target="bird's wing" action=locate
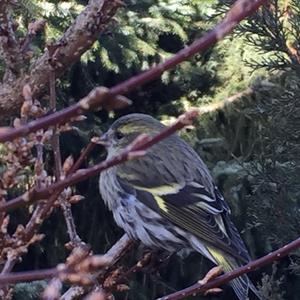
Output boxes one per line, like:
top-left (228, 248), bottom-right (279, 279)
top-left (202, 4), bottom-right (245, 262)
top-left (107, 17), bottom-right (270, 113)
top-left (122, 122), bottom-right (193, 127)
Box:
top-left (117, 167), bottom-right (250, 263)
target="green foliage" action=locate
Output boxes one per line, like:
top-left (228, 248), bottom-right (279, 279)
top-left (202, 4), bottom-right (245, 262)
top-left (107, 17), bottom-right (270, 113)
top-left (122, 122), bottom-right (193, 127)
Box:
top-left (94, 0), bottom-right (212, 73)
top-left (208, 2), bottom-right (300, 266)
top-left (214, 0), bottom-right (300, 74)
top-left (258, 264), bottom-right (285, 300)
top-left (12, 281), bottom-right (47, 300)
top-left (17, 0), bottom-right (84, 36)
top-left (4, 1), bottom-right (300, 299)
top-left (244, 75), bottom-right (300, 253)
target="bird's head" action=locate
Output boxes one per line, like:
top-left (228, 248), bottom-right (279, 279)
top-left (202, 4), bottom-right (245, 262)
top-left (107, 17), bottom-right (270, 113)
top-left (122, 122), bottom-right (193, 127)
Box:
top-left (100, 113), bottom-right (165, 157)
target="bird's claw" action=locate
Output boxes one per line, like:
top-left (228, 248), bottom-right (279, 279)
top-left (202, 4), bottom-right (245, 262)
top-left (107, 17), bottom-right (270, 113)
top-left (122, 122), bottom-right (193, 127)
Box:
top-left (204, 287), bottom-right (223, 296)
top-left (198, 266), bottom-right (223, 285)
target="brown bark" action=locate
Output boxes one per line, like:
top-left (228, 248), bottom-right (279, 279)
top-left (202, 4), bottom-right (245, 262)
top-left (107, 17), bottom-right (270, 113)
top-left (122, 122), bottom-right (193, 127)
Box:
top-left (0, 0), bottom-right (24, 83)
top-left (0, 0), bottom-right (122, 121)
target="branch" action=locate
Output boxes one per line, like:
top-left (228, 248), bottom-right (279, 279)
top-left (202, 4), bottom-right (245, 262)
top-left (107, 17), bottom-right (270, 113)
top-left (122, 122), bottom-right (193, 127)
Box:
top-left (60, 234), bottom-right (133, 300)
top-left (0, 137), bottom-right (97, 286)
top-left (0, 0), bottom-right (268, 142)
top-left (157, 237), bottom-right (300, 300)
top-left (42, 278), bottom-right (62, 300)
top-left (0, 86), bottom-right (131, 142)
top-left (0, 234), bottom-right (299, 300)
top-left (0, 268), bottom-right (57, 285)
top-left (48, 68), bottom-right (82, 247)
top-left (21, 20), bottom-right (46, 53)
top-left (0, 0), bottom-right (23, 83)
top-left (49, 70), bottom-right (62, 180)
top-left (0, 247), bottom-right (113, 286)
top-left (0, 110), bottom-right (199, 212)
top-left (0, 0), bottom-right (122, 119)
top-left (0, 234), bottom-right (133, 298)
top-left (22, 139), bottom-right (98, 241)
top-left (70, 141), bottom-right (96, 174)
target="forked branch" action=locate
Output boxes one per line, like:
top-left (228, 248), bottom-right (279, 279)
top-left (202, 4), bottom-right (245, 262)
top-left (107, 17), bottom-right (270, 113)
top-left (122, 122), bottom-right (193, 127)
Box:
top-left (0, 0), bottom-right (268, 143)
top-left (0, 110), bottom-right (199, 212)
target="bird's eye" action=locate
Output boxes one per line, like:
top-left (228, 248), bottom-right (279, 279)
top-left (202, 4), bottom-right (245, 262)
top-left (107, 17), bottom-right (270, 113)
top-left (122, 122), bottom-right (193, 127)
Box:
top-left (115, 131), bottom-right (124, 140)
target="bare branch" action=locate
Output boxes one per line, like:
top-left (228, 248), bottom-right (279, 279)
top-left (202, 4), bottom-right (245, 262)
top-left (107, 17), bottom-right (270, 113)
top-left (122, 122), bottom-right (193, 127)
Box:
top-left (20, 138), bottom-right (98, 243)
top-left (42, 278), bottom-right (62, 300)
top-left (0, 86), bottom-right (131, 142)
top-left (0, 234), bottom-right (132, 297)
top-left (0, 234), bottom-right (299, 300)
top-left (0, 0), bottom-right (267, 142)
top-left (157, 237), bottom-right (300, 300)
top-left (0, 247), bottom-right (112, 286)
top-left (0, 135), bottom-right (98, 289)
top-left (21, 19), bottom-right (46, 53)
top-left (48, 68), bottom-right (82, 247)
top-left (0, 0), bottom-right (23, 83)
top-left (61, 234), bottom-right (133, 300)
top-left (0, 268), bottom-right (57, 286)
top-left (70, 141), bottom-right (96, 174)
top-left (49, 70), bottom-right (62, 180)
top-left (0, 0), bottom-right (122, 118)
top-left (0, 110), bottom-right (199, 212)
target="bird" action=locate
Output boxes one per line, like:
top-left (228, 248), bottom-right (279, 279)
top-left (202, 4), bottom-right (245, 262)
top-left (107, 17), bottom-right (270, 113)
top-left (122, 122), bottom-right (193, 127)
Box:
top-left (99, 113), bottom-right (260, 300)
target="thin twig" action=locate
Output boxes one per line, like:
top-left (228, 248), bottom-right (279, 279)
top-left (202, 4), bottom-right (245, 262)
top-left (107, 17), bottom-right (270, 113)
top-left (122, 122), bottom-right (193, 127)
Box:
top-left (69, 141), bottom-right (96, 174)
top-left (0, 0), bottom-right (123, 118)
top-left (0, 235), bottom-right (299, 300)
top-left (49, 68), bottom-right (82, 246)
top-left (0, 245), bottom-right (114, 286)
top-left (0, 268), bottom-right (57, 285)
top-left (0, 80), bottom-right (46, 297)
top-left (49, 70), bottom-right (62, 179)
top-left (23, 138), bottom-right (98, 242)
top-left (59, 234), bottom-right (133, 300)
top-left (0, 256), bottom-right (16, 276)
top-left (21, 20), bottom-right (46, 53)
top-left (0, 0), bottom-right (23, 83)
top-left (157, 237), bottom-right (300, 300)
top-left (0, 256), bottom-right (17, 296)
top-left (0, 137), bottom-right (98, 288)
top-left (42, 278), bottom-right (62, 300)
top-left (0, 0), bottom-right (268, 142)
top-left (1, 110), bottom-right (199, 212)
top-left (103, 251), bottom-right (153, 292)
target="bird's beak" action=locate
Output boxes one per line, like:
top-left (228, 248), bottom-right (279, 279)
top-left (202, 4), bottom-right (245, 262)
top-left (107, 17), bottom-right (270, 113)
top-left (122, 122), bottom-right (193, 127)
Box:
top-left (91, 133), bottom-right (111, 147)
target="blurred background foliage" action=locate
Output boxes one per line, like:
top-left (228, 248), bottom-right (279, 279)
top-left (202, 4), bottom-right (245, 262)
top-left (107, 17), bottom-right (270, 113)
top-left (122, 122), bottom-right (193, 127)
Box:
top-left (1, 0), bottom-right (300, 299)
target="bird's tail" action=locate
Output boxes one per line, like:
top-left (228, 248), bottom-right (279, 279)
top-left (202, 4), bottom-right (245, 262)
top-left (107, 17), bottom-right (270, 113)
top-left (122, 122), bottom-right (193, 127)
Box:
top-left (207, 247), bottom-right (261, 300)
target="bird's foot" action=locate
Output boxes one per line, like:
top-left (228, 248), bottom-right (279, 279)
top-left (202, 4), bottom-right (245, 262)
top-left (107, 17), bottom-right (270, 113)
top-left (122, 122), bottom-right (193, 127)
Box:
top-left (198, 266), bottom-right (223, 296)
top-left (140, 250), bottom-right (172, 273)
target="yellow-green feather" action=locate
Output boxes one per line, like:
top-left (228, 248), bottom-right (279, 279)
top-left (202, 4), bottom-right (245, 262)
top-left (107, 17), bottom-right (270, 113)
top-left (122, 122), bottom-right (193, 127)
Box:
top-left (207, 246), bottom-right (249, 300)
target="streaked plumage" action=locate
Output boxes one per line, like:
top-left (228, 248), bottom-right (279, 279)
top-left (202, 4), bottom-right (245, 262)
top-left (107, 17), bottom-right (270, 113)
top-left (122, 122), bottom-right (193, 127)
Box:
top-left (99, 113), bottom-right (260, 300)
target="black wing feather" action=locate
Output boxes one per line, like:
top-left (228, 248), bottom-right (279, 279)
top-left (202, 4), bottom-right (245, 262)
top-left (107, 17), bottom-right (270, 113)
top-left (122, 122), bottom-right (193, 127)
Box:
top-left (118, 176), bottom-right (250, 262)
top-left (116, 134), bottom-right (250, 262)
